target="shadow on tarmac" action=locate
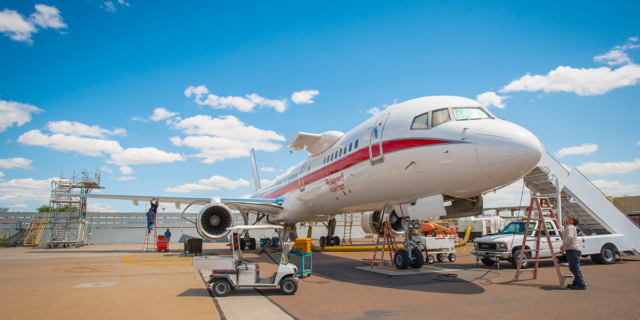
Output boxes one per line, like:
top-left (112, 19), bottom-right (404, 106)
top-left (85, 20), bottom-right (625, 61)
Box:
top-left (303, 252), bottom-right (487, 295)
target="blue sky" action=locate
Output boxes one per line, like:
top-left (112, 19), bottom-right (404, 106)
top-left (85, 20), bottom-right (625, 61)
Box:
top-left (1, 1), bottom-right (639, 212)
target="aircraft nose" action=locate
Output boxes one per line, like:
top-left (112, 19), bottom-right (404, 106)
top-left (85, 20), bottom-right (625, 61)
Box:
top-left (475, 121), bottom-right (542, 184)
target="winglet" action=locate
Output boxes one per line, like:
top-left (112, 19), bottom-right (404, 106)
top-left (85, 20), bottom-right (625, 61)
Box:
top-left (250, 148), bottom-right (261, 192)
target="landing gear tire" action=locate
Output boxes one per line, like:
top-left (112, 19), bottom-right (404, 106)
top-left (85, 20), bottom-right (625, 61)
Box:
top-left (394, 250), bottom-right (410, 269)
top-left (280, 276), bottom-right (298, 295)
top-left (409, 248), bottom-right (424, 269)
top-left (319, 236), bottom-right (326, 247)
top-left (249, 238), bottom-right (257, 250)
top-left (333, 236), bottom-right (340, 246)
top-left (436, 253), bottom-right (445, 262)
top-left (598, 244), bottom-right (616, 264)
top-left (213, 279), bottom-right (232, 297)
top-left (481, 258), bottom-right (495, 266)
top-left (427, 254), bottom-right (435, 264)
top-left (448, 253), bottom-right (456, 262)
top-left (511, 250), bottom-right (531, 269)
top-left (240, 238), bottom-right (246, 250)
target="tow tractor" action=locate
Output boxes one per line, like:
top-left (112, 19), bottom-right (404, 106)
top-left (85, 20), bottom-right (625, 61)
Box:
top-left (193, 225), bottom-right (299, 297)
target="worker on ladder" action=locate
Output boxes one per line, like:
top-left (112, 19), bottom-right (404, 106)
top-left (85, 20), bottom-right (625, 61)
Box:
top-left (147, 199), bottom-right (159, 233)
top-left (560, 216), bottom-right (588, 290)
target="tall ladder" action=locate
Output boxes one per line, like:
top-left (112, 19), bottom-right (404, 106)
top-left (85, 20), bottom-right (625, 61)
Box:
top-left (23, 212), bottom-right (49, 246)
top-left (512, 196), bottom-right (572, 288)
top-left (370, 222), bottom-right (398, 268)
top-left (343, 213), bottom-right (354, 245)
top-left (142, 216), bottom-right (157, 252)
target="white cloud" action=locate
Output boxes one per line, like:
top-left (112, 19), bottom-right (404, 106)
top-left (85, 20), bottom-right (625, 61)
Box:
top-left (165, 183), bottom-right (217, 193)
top-left (87, 202), bottom-right (117, 212)
top-left (0, 5), bottom-right (67, 44)
top-left (636, 141), bottom-right (640, 146)
top-left (184, 85), bottom-right (288, 113)
top-left (476, 91), bottom-right (510, 109)
top-left (107, 147), bottom-right (186, 166)
top-left (103, 1), bottom-right (117, 13)
top-left (482, 180), bottom-right (531, 211)
top-left (150, 108), bottom-right (178, 122)
top-left (0, 177), bottom-right (55, 204)
top-left (260, 167), bottom-right (275, 172)
top-left (239, 194), bottom-right (252, 199)
top-left (0, 100), bottom-right (43, 132)
top-left (0, 171), bottom-right (4, 178)
top-left (260, 179), bottom-right (271, 185)
top-left (577, 158), bottom-right (640, 176)
top-left (554, 143), bottom-right (598, 158)
top-left (46, 121), bottom-right (126, 138)
top-left (198, 175), bottom-right (250, 190)
top-left (500, 40), bottom-right (640, 97)
top-left (169, 115), bottom-right (284, 164)
top-left (111, 176), bottom-right (137, 181)
top-left (17, 130), bottom-right (124, 156)
top-left (119, 166), bottom-right (134, 175)
top-left (117, 0), bottom-right (130, 6)
top-left (592, 180), bottom-right (640, 197)
top-left (165, 175), bottom-right (249, 193)
top-left (291, 90), bottom-right (319, 104)
top-left (0, 158), bottom-right (33, 169)
top-left (132, 116), bottom-right (148, 122)
top-left (366, 99), bottom-right (398, 115)
top-left (99, 165), bottom-right (113, 173)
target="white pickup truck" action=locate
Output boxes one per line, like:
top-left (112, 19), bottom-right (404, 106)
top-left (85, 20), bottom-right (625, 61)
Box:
top-left (471, 219), bottom-right (636, 268)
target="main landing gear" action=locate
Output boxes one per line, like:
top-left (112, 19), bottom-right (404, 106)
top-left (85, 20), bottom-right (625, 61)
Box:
top-left (319, 218), bottom-right (340, 248)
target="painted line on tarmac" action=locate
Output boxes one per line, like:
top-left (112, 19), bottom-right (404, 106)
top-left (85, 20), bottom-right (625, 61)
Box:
top-left (123, 254), bottom-right (193, 267)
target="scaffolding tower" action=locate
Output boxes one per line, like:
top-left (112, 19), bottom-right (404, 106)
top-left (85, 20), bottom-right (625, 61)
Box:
top-left (45, 169), bottom-right (102, 248)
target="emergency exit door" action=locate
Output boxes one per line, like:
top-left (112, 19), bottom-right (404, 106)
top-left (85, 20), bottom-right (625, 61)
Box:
top-left (369, 114), bottom-right (390, 165)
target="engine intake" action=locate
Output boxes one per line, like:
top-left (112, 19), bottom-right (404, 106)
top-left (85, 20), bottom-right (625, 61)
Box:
top-left (361, 210), bottom-right (405, 236)
top-left (196, 203), bottom-right (234, 241)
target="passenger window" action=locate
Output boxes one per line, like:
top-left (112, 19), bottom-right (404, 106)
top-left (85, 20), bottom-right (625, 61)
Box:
top-left (355, 139), bottom-right (359, 149)
top-left (411, 113), bottom-right (429, 129)
top-left (331, 154), bottom-right (334, 161)
top-left (339, 149), bottom-right (342, 157)
top-left (323, 158), bottom-right (325, 164)
top-left (432, 108), bottom-right (451, 127)
top-left (349, 143), bottom-right (352, 152)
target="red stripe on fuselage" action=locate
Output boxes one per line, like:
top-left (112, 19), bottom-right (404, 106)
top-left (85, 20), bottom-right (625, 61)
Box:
top-left (262, 138), bottom-right (455, 199)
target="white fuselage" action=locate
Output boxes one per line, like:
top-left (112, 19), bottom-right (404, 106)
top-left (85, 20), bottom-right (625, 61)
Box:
top-left (252, 96), bottom-right (543, 223)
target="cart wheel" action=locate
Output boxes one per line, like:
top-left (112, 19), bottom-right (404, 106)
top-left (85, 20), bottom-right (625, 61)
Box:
top-left (436, 253), bottom-right (445, 262)
top-left (280, 276), bottom-right (298, 295)
top-left (213, 279), bottom-right (232, 297)
top-left (431, 231), bottom-right (437, 237)
top-left (427, 254), bottom-right (435, 264)
top-left (448, 253), bottom-right (456, 262)
top-left (249, 238), bottom-right (257, 250)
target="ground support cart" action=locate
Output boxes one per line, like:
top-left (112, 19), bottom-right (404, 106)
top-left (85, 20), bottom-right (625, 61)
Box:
top-left (421, 235), bottom-right (457, 263)
top-left (193, 225), bottom-right (299, 297)
top-left (279, 251), bottom-right (312, 278)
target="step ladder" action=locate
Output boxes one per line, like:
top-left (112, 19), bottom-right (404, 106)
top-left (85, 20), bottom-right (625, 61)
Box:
top-left (370, 222), bottom-right (398, 268)
top-left (512, 196), bottom-right (572, 288)
top-left (142, 216), bottom-right (157, 253)
top-left (23, 212), bottom-right (49, 246)
top-left (343, 213), bottom-right (354, 245)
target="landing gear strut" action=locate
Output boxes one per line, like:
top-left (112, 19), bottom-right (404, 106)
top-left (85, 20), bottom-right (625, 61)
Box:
top-left (319, 218), bottom-right (340, 248)
top-left (396, 218), bottom-right (425, 270)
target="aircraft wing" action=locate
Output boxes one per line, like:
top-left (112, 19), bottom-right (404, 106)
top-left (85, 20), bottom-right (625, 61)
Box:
top-left (52, 193), bottom-right (283, 214)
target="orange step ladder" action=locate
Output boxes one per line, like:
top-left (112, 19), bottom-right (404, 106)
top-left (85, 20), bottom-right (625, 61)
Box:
top-left (370, 222), bottom-right (398, 268)
top-left (512, 196), bottom-right (573, 288)
top-left (142, 216), bottom-right (157, 253)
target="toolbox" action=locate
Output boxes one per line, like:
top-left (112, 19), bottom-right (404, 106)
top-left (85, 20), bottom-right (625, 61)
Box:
top-left (157, 236), bottom-right (169, 252)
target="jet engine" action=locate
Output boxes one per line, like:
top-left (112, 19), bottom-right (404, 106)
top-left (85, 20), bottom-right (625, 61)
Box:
top-left (196, 203), bottom-right (234, 241)
top-left (361, 210), bottom-right (405, 236)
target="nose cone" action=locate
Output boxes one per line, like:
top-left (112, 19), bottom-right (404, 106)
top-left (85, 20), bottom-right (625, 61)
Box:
top-left (476, 121), bottom-right (542, 184)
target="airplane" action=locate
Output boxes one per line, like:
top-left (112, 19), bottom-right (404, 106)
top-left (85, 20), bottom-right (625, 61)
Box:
top-left (57, 95), bottom-right (543, 268)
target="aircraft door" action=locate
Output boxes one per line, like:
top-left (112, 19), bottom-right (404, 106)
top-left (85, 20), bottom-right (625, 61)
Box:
top-left (299, 160), bottom-right (309, 192)
top-left (369, 114), bottom-right (390, 165)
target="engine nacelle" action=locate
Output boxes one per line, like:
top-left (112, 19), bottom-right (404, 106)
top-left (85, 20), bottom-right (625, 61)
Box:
top-left (361, 210), bottom-right (405, 236)
top-left (196, 203), bottom-right (234, 241)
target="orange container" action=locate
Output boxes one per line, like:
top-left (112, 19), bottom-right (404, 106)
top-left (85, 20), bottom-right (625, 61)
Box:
top-left (295, 238), bottom-right (312, 253)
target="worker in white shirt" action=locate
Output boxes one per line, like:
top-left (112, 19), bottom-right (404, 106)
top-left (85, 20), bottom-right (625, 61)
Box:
top-left (560, 216), bottom-right (587, 290)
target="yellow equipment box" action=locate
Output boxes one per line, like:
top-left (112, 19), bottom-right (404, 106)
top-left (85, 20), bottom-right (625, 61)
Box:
top-left (294, 238), bottom-right (311, 253)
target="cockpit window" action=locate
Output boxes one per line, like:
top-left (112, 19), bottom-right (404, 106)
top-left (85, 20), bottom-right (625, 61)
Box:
top-left (432, 108), bottom-right (451, 127)
top-left (411, 113), bottom-right (428, 130)
top-left (453, 107), bottom-right (492, 121)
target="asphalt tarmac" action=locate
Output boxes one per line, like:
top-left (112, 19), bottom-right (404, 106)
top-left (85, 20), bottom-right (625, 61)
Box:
top-left (1, 241), bottom-right (638, 320)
